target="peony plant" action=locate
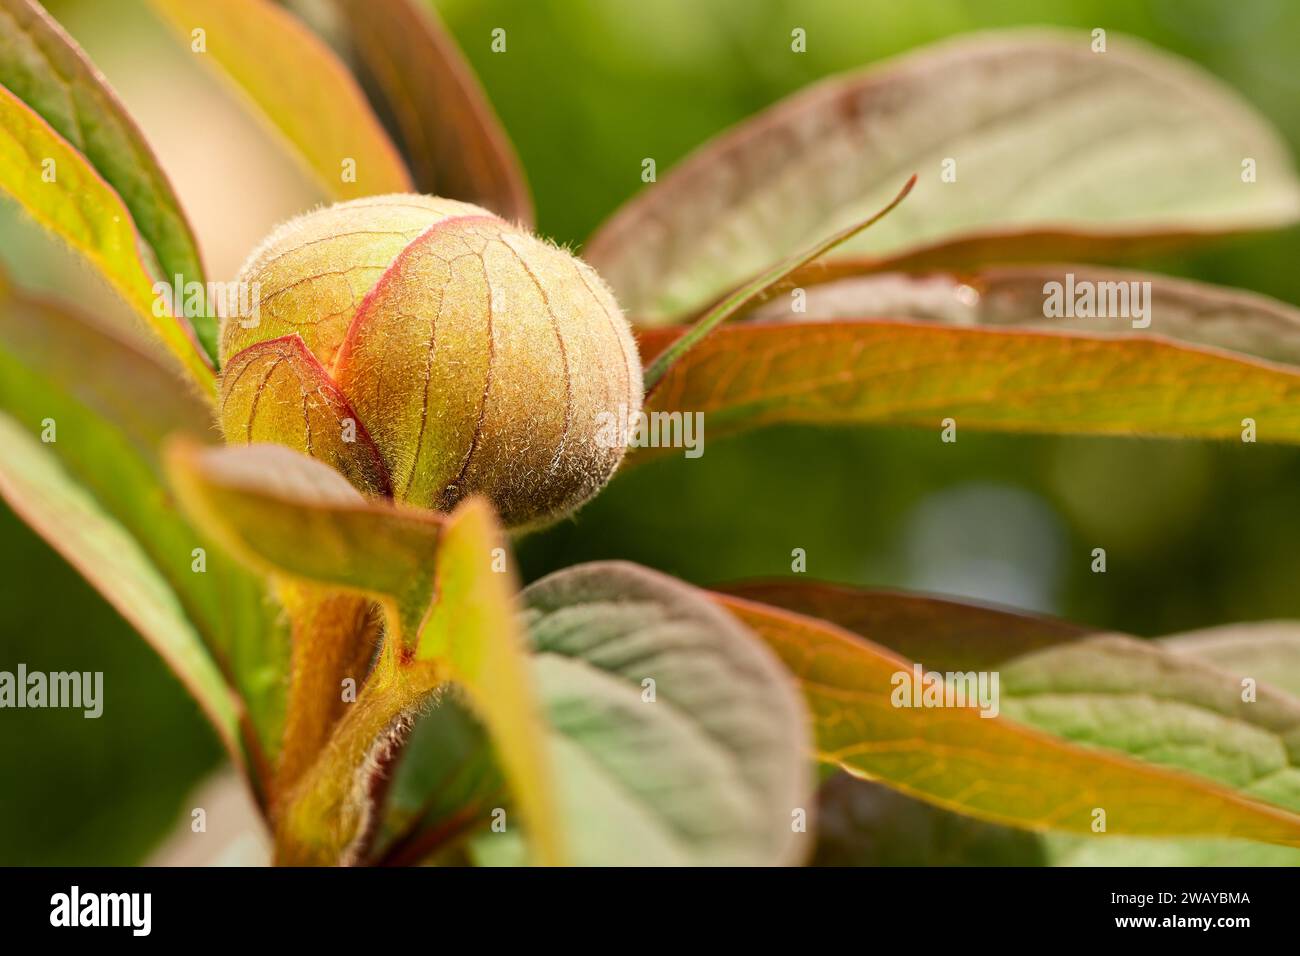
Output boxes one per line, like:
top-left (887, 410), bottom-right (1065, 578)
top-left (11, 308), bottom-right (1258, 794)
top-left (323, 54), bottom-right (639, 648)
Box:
top-left (3, 0), bottom-right (1300, 865)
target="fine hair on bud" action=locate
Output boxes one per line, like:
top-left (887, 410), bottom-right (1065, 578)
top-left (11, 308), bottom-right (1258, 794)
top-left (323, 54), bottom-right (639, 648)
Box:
top-left (218, 194), bottom-right (643, 529)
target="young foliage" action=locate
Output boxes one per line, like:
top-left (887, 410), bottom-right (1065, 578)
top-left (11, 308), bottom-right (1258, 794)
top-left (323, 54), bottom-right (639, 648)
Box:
top-left (0, 85), bottom-right (213, 386)
top-left (149, 0), bottom-right (414, 199)
top-left (166, 442), bottom-right (561, 864)
top-left (587, 30), bottom-right (1300, 323)
top-left (718, 594), bottom-right (1300, 847)
top-left (634, 268), bottom-right (1300, 454)
top-left (486, 562), bottom-right (813, 866)
top-left (0, 0), bottom-right (212, 356)
top-left (2, 8), bottom-right (1300, 867)
top-left (303, 0), bottom-right (534, 223)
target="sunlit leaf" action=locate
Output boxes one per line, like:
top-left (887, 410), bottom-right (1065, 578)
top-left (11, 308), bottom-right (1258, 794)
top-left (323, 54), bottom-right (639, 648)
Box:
top-left (731, 584), bottom-right (1300, 811)
top-left (716, 594), bottom-right (1300, 846)
top-left (815, 770), bottom-right (1300, 867)
top-left (1042, 623), bottom-right (1300, 872)
top-left (0, 82), bottom-right (213, 387)
top-left (412, 497), bottom-right (563, 866)
top-left (588, 30), bottom-right (1300, 323)
top-left (741, 590), bottom-right (1300, 864)
top-left (746, 265), bottom-right (1300, 367)
top-left (1043, 832), bottom-right (1300, 866)
top-left (0, 0), bottom-right (214, 358)
top-left (165, 442), bottom-right (439, 627)
top-left (149, 0), bottom-right (413, 199)
top-left (635, 316), bottom-right (1300, 461)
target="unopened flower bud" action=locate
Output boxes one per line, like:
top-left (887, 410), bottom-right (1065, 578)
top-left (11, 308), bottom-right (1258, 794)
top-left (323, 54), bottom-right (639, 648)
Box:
top-left (218, 194), bottom-right (642, 528)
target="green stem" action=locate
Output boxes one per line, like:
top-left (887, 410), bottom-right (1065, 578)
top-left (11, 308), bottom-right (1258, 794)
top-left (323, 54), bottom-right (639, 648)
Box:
top-left (274, 643), bottom-right (442, 866)
top-left (641, 175), bottom-right (916, 393)
top-left (273, 584), bottom-right (380, 809)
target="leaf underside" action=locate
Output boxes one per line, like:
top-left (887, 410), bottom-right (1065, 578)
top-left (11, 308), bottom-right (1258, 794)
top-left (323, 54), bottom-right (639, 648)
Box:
top-left (807, 612), bottom-right (1300, 865)
top-left (587, 30), bottom-right (1300, 324)
top-left (718, 593), bottom-right (1300, 847)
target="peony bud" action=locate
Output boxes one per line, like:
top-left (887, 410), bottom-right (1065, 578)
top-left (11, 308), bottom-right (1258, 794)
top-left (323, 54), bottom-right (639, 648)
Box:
top-left (218, 194), bottom-right (642, 529)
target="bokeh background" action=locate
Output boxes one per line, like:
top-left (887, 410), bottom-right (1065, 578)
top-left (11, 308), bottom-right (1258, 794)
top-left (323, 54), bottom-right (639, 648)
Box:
top-left (4, 0), bottom-right (1300, 863)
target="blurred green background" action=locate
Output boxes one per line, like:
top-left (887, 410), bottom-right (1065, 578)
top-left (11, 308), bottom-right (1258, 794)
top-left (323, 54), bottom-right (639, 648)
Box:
top-left (3, 0), bottom-right (1300, 864)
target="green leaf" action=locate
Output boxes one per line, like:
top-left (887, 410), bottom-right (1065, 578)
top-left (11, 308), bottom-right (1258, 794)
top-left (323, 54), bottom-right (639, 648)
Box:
top-left (413, 496), bottom-right (564, 866)
top-left (633, 270), bottom-right (1300, 457)
top-left (372, 695), bottom-right (504, 866)
top-left (469, 562), bottom-right (814, 866)
top-left (149, 0), bottom-right (413, 200)
top-left (0, 82), bottom-right (213, 388)
top-left (755, 590), bottom-right (1300, 865)
top-left (0, 0), bottom-right (214, 359)
top-left (1042, 832), bottom-right (1300, 866)
top-left (718, 593), bottom-right (1300, 846)
top-left (587, 30), bottom-right (1300, 323)
top-left (815, 771), bottom-right (1300, 867)
top-left (726, 588), bottom-right (1300, 860)
top-left (1000, 634), bottom-right (1300, 815)
top-left (319, 0), bottom-right (533, 223)
top-left (0, 279), bottom-right (286, 780)
top-left (1033, 621), bottom-right (1300, 863)
top-left (0, 413), bottom-right (240, 757)
top-left (746, 584), bottom-right (1300, 811)
top-left (1047, 623), bottom-right (1300, 864)
top-left (1162, 624), bottom-right (1300, 699)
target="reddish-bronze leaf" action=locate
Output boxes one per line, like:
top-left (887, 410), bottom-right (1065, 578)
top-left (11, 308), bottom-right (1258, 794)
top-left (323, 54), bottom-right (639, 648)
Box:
top-left (330, 0), bottom-right (533, 224)
top-left (719, 580), bottom-right (1089, 673)
top-left (635, 318), bottom-right (1300, 461)
top-left (716, 594), bottom-right (1300, 846)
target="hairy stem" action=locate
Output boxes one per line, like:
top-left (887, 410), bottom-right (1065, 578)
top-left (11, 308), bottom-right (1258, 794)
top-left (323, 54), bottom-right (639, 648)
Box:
top-left (273, 583), bottom-right (381, 809)
top-left (274, 640), bottom-right (443, 866)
